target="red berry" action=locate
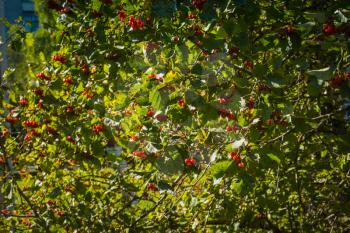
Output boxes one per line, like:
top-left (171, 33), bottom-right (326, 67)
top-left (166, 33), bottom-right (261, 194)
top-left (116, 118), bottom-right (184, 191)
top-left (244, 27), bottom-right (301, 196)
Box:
top-left (147, 183), bottom-right (158, 191)
top-left (63, 76), bottom-right (74, 85)
top-left (19, 98), bottom-right (29, 106)
top-left (148, 73), bottom-right (157, 79)
top-left (92, 124), bottom-right (104, 134)
top-left (24, 134), bottom-right (31, 141)
top-left (133, 151), bottom-right (146, 158)
top-left (219, 97), bottom-right (229, 105)
top-left (329, 74), bottom-right (345, 88)
top-left (36, 72), bottom-right (51, 81)
top-left (156, 114), bottom-right (168, 122)
top-left (188, 12), bottom-right (197, 20)
top-left (244, 60), bottom-right (254, 70)
top-left (230, 151), bottom-right (240, 162)
top-left (323, 23), bottom-right (336, 35)
top-left (226, 125), bottom-right (234, 132)
top-left (267, 118), bottom-right (273, 126)
top-left (66, 106), bottom-right (74, 113)
top-left (128, 16), bottom-right (144, 30)
top-left (238, 161), bottom-right (245, 169)
top-left (117, 10), bottom-right (127, 21)
top-left (184, 158), bottom-right (196, 166)
top-left (66, 135), bottom-right (75, 143)
top-left (52, 54), bottom-right (66, 63)
top-left (178, 98), bottom-right (186, 108)
top-left (228, 47), bottom-right (239, 58)
top-left (81, 64), bottom-right (89, 74)
top-left (60, 7), bottom-right (70, 14)
top-left (147, 109), bottom-right (155, 117)
top-left (130, 135), bottom-right (140, 142)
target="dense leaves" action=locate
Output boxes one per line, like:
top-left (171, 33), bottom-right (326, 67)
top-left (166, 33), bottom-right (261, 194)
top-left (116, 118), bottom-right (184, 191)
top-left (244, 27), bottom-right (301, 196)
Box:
top-left (1, 0), bottom-right (350, 232)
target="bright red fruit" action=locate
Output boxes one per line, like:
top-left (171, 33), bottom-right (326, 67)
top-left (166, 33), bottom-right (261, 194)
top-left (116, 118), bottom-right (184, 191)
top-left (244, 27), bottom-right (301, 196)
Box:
top-left (226, 125), bottom-right (234, 132)
top-left (24, 134), bottom-right (31, 141)
top-left (52, 54), bottom-right (66, 63)
top-left (66, 135), bottom-right (75, 143)
top-left (66, 106), bottom-right (74, 113)
top-left (93, 124), bottom-right (104, 134)
top-left (148, 73), bottom-right (156, 79)
top-left (178, 98), bottom-right (186, 108)
top-left (238, 161), bottom-right (245, 169)
top-left (219, 97), bottom-right (229, 105)
top-left (323, 23), bottom-right (336, 35)
top-left (133, 151), bottom-right (146, 158)
top-left (147, 109), bottom-right (155, 117)
top-left (18, 98), bottom-right (29, 106)
top-left (185, 158), bottom-right (196, 166)
top-left (147, 183), bottom-right (158, 191)
top-left (63, 76), bottom-right (74, 85)
top-left (23, 121), bottom-right (39, 128)
top-left (128, 16), bottom-right (144, 30)
top-left (36, 72), bottom-right (51, 81)
top-left (230, 151), bottom-right (240, 162)
top-left (117, 10), bottom-right (127, 21)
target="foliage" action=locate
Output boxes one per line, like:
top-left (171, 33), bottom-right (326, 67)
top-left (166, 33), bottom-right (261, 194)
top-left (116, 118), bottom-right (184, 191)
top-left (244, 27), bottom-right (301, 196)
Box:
top-left (1, 0), bottom-right (350, 232)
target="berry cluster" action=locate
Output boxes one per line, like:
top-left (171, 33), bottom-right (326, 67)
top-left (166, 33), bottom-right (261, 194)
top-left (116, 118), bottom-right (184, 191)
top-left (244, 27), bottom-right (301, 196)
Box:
top-left (52, 54), bottom-right (66, 64)
top-left (218, 109), bottom-right (235, 120)
top-left (128, 16), bottom-right (144, 30)
top-left (226, 124), bottom-right (241, 133)
top-left (117, 10), bottom-right (127, 21)
top-left (23, 120), bottom-right (39, 128)
top-left (329, 73), bottom-right (349, 88)
top-left (36, 72), bottom-right (51, 81)
top-left (230, 151), bottom-right (245, 168)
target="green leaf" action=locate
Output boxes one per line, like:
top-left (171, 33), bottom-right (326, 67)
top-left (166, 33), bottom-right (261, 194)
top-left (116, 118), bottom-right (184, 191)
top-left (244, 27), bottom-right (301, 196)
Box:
top-left (267, 153), bottom-right (281, 164)
top-left (149, 89), bottom-right (169, 110)
top-left (209, 160), bottom-right (233, 178)
top-left (306, 67), bottom-right (332, 81)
